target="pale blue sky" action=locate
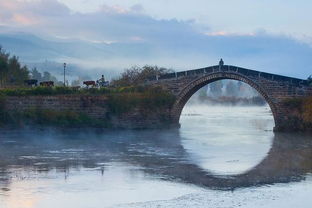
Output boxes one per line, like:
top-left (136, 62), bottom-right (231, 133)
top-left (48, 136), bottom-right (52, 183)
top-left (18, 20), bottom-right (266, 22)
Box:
top-left (0, 0), bottom-right (311, 78)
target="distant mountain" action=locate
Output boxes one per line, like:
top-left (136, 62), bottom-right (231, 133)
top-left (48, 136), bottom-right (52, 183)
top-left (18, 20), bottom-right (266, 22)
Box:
top-left (26, 61), bottom-right (120, 81)
top-left (0, 32), bottom-right (148, 80)
top-left (0, 32), bottom-right (151, 62)
top-left (1, 31), bottom-right (312, 79)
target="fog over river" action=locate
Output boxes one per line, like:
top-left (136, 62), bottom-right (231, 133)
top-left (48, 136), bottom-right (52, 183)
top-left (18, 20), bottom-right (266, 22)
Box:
top-left (0, 104), bottom-right (312, 208)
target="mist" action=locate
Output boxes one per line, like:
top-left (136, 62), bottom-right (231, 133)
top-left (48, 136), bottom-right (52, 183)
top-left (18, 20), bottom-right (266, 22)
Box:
top-left (186, 80), bottom-right (267, 107)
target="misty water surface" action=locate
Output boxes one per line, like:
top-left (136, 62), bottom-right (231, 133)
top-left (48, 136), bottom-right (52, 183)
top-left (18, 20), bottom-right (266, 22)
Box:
top-left (0, 105), bottom-right (312, 208)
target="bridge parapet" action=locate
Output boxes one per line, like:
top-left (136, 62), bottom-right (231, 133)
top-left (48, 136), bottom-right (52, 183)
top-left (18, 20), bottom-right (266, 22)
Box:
top-left (150, 65), bottom-right (308, 87)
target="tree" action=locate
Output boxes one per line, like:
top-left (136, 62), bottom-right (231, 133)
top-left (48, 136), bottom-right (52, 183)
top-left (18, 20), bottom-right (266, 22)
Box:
top-left (0, 47), bottom-right (29, 87)
top-left (0, 48), bottom-right (29, 86)
top-left (42, 71), bottom-right (59, 83)
top-left (71, 79), bottom-right (81, 86)
top-left (198, 86), bottom-right (208, 98)
top-left (31, 68), bottom-right (42, 81)
top-left (225, 81), bottom-right (238, 96)
top-left (209, 81), bottom-right (223, 97)
top-left (111, 65), bottom-right (174, 87)
top-left (42, 71), bottom-right (52, 81)
top-left (0, 47), bottom-right (9, 87)
top-left (308, 75), bottom-right (312, 86)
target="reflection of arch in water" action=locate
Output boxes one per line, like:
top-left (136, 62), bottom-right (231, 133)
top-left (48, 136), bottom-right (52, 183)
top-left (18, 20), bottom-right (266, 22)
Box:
top-left (125, 131), bottom-right (312, 190)
top-left (0, 130), bottom-right (312, 191)
top-left (171, 72), bottom-right (277, 128)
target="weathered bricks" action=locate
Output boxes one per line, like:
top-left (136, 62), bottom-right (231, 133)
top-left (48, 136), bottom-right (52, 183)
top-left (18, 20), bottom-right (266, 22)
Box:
top-left (5, 95), bottom-right (109, 119)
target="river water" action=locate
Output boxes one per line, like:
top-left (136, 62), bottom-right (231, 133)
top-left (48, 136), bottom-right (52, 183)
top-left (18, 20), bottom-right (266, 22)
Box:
top-left (0, 105), bottom-right (312, 208)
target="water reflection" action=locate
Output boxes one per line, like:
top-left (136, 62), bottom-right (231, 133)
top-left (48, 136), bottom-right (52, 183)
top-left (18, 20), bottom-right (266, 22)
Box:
top-left (0, 128), bottom-right (311, 192)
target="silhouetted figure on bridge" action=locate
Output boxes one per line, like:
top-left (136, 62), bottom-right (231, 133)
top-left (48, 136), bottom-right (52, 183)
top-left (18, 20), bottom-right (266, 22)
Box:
top-left (219, 58), bottom-right (224, 70)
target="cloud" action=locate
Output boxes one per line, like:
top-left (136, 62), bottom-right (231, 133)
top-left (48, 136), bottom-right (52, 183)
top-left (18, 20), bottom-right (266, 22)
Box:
top-left (0, 0), bottom-right (69, 26)
top-left (0, 0), bottom-right (311, 79)
top-left (11, 13), bottom-right (38, 25)
top-left (0, 0), bottom-right (197, 43)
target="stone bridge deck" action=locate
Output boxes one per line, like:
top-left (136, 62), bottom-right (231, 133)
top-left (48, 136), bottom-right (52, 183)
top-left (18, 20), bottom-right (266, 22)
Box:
top-left (151, 65), bottom-right (308, 86)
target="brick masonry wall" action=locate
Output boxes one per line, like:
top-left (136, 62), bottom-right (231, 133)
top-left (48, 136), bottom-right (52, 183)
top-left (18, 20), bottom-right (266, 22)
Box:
top-left (4, 95), bottom-right (172, 129)
top-left (5, 95), bottom-right (109, 119)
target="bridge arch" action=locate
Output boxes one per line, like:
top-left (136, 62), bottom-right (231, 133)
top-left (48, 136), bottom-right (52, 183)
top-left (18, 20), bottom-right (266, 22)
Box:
top-left (170, 72), bottom-right (277, 127)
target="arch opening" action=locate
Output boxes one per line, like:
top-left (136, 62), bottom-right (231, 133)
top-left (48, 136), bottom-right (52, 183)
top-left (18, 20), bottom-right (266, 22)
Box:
top-left (171, 72), bottom-right (277, 129)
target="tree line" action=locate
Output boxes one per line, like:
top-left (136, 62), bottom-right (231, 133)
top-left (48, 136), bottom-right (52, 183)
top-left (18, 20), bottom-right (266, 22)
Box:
top-left (0, 47), bottom-right (29, 87)
top-left (0, 47), bottom-right (63, 87)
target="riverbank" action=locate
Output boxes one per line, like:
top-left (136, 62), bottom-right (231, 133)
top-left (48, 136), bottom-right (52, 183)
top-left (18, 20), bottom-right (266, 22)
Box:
top-left (0, 86), bottom-right (175, 129)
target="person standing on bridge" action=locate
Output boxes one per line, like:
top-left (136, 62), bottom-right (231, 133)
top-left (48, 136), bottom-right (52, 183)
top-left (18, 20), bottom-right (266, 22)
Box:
top-left (219, 58), bottom-right (224, 70)
top-left (219, 58), bottom-right (224, 66)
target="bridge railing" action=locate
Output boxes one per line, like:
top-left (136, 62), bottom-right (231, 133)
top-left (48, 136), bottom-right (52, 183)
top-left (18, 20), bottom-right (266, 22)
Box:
top-left (148, 65), bottom-right (308, 87)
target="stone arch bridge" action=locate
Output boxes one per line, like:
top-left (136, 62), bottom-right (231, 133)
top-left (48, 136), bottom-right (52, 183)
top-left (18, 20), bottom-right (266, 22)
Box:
top-left (148, 64), bottom-right (312, 131)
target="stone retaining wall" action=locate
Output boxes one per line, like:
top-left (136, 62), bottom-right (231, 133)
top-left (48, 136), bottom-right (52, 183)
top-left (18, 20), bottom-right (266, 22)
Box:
top-left (4, 95), bottom-right (172, 129)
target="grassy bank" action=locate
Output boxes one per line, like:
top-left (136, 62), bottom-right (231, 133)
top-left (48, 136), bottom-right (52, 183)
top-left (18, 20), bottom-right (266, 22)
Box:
top-left (0, 86), bottom-right (176, 128)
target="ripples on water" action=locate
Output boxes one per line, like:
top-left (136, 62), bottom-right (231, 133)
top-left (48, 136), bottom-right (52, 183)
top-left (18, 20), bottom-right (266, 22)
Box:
top-left (0, 105), bottom-right (312, 208)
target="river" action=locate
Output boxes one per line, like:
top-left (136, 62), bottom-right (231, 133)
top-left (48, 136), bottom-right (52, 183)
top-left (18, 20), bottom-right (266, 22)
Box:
top-left (0, 104), bottom-right (311, 208)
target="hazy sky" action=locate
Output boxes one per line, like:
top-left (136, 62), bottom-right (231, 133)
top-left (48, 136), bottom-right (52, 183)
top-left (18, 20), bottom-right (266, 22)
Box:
top-left (0, 0), bottom-right (311, 78)
top-left (59, 0), bottom-right (312, 43)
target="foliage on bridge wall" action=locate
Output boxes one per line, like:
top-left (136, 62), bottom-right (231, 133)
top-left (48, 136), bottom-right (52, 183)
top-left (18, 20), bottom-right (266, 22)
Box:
top-left (281, 96), bottom-right (312, 131)
top-left (303, 97), bottom-right (312, 123)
